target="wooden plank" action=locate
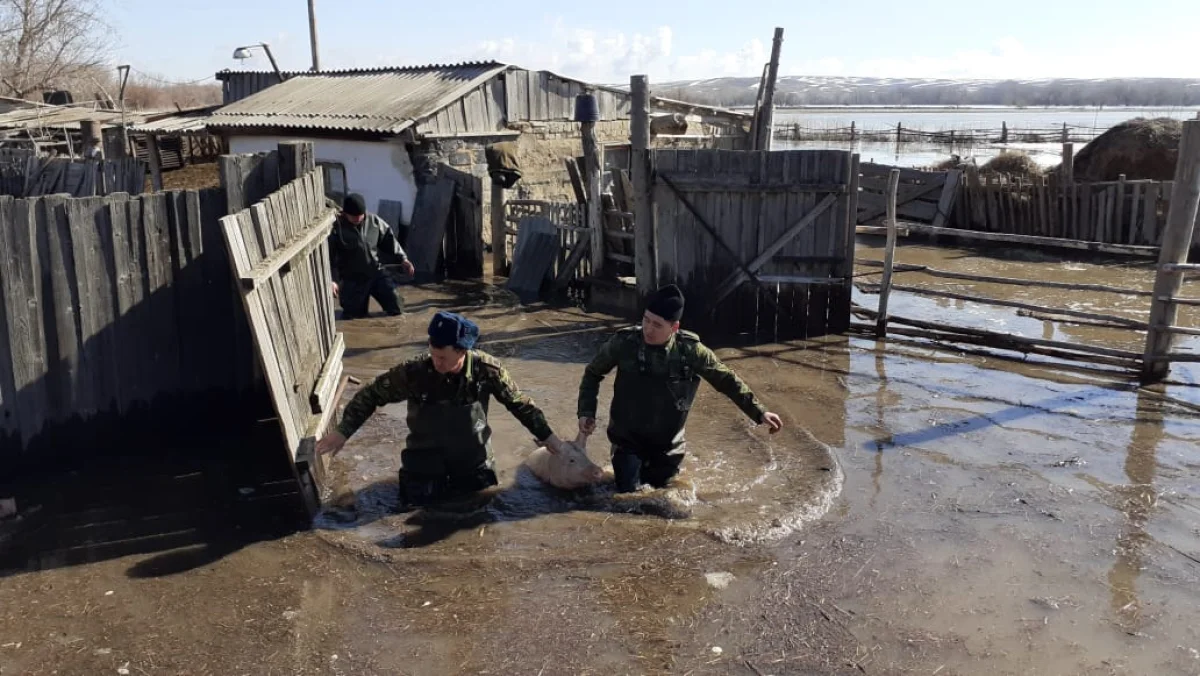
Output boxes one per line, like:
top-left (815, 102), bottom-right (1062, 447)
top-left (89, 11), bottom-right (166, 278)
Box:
top-left (408, 176), bottom-right (456, 278)
top-left (139, 192), bottom-right (181, 399)
top-left (1128, 182), bottom-right (1143, 245)
top-left (309, 333), bottom-right (345, 414)
top-left (37, 195), bottom-right (82, 419)
top-left (658, 173), bottom-right (846, 194)
top-left (376, 198), bottom-right (405, 243)
top-left (1143, 182), bottom-right (1160, 245)
top-left (554, 236), bottom-right (591, 287)
top-left (712, 193), bottom-right (838, 304)
top-left (66, 196), bottom-right (120, 416)
top-left (653, 149), bottom-right (679, 284)
top-left (630, 76), bottom-right (656, 295)
top-left (254, 198), bottom-right (305, 419)
top-left (564, 158), bottom-right (587, 205)
top-left (0, 196), bottom-right (50, 446)
top-left (932, 170), bottom-right (961, 228)
top-left (898, 221), bottom-right (1160, 257)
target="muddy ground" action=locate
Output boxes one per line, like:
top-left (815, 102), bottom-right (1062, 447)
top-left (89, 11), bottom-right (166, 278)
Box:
top-left (2, 243), bottom-right (1200, 675)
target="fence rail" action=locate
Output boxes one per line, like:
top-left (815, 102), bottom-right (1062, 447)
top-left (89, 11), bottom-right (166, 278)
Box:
top-left (777, 122), bottom-right (1106, 146)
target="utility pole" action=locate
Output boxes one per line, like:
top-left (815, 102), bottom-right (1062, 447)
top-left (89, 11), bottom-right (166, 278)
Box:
top-left (308, 0), bottom-right (321, 71)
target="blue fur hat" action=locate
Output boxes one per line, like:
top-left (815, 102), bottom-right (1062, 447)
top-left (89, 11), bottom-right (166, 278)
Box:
top-left (428, 311), bottom-right (479, 350)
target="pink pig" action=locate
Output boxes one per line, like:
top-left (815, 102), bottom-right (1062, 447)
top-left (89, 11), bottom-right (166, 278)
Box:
top-left (525, 432), bottom-right (606, 490)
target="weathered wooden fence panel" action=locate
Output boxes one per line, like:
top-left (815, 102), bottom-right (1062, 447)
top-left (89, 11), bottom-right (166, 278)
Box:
top-left (0, 189), bottom-right (260, 468)
top-left (858, 163), bottom-right (959, 228)
top-left (220, 158), bottom-right (342, 513)
top-left (653, 148), bottom-right (856, 340)
top-left (946, 173), bottom-right (1199, 249)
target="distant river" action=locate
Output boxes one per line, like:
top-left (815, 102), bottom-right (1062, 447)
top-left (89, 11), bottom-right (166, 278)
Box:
top-left (770, 106), bottom-right (1200, 168)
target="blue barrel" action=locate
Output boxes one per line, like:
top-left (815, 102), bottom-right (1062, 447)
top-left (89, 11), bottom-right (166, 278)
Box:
top-left (574, 93), bottom-right (600, 123)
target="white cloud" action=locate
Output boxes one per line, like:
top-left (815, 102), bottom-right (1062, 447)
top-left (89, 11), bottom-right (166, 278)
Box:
top-left (459, 19), bottom-right (773, 84)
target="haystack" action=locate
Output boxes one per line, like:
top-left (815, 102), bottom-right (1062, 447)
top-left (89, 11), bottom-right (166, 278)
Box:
top-left (980, 152), bottom-right (1043, 179)
top-left (1073, 117), bottom-right (1181, 181)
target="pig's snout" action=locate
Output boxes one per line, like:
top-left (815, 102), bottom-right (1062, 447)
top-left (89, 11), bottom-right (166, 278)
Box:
top-left (585, 465), bottom-right (605, 481)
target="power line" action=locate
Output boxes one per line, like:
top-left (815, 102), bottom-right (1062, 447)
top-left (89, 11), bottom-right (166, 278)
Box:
top-left (128, 68), bottom-right (215, 87)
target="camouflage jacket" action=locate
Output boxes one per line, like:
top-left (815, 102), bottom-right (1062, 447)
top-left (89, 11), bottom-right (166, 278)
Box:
top-left (577, 328), bottom-right (767, 424)
top-left (336, 350), bottom-right (553, 441)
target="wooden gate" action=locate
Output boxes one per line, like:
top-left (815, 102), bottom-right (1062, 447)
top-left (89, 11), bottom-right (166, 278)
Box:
top-left (652, 149), bottom-right (858, 340)
top-left (220, 143), bottom-right (343, 514)
top-left (856, 163), bottom-right (960, 228)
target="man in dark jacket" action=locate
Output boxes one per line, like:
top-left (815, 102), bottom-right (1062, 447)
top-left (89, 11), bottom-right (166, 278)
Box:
top-left (329, 193), bottom-right (413, 319)
top-left (577, 284), bottom-right (783, 493)
top-left (317, 311), bottom-right (568, 507)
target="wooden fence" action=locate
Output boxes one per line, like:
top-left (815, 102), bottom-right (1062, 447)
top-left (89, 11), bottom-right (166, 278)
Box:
top-left (947, 172), bottom-right (1189, 249)
top-left (778, 122), bottom-right (1104, 146)
top-left (651, 148), bottom-right (858, 339)
top-left (220, 145), bottom-right (342, 513)
top-left (0, 150), bottom-right (145, 198)
top-left (0, 188), bottom-right (262, 469)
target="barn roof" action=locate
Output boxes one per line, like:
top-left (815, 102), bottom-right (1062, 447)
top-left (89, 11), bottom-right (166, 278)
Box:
top-left (207, 61), bottom-right (508, 134)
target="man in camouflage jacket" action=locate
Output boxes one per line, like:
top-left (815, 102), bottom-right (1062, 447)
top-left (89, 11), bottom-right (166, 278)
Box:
top-left (577, 284), bottom-right (783, 493)
top-left (318, 311), bottom-right (567, 506)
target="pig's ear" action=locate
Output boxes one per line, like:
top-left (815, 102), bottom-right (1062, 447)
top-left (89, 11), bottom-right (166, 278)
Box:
top-left (574, 431), bottom-right (588, 448)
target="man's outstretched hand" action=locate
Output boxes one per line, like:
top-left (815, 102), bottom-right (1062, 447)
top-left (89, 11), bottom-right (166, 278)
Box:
top-left (316, 430), bottom-right (348, 456)
top-left (762, 412), bottom-right (783, 434)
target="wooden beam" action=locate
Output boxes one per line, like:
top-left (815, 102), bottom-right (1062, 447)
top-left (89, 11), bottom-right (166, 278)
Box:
top-left (490, 182), bottom-right (507, 274)
top-left (711, 194), bottom-right (838, 304)
top-left (630, 74), bottom-right (656, 294)
top-left (554, 236), bottom-right (591, 288)
top-left (852, 308), bottom-right (1144, 361)
top-left (897, 221), bottom-right (1160, 257)
top-left (756, 275), bottom-right (846, 285)
top-left (859, 281), bottom-right (1148, 328)
top-left (1143, 119), bottom-right (1200, 382)
top-left (855, 259), bottom-right (1154, 296)
top-left (240, 211), bottom-right (335, 289)
top-left (653, 174), bottom-right (847, 193)
top-left (309, 332), bottom-right (345, 414)
top-left (145, 134), bottom-right (163, 191)
top-left (581, 119), bottom-right (605, 275)
top-left (876, 169), bottom-right (900, 337)
top-left (754, 27), bottom-right (784, 151)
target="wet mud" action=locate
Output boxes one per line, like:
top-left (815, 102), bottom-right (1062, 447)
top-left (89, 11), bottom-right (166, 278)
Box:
top-left (3, 244), bottom-right (1200, 675)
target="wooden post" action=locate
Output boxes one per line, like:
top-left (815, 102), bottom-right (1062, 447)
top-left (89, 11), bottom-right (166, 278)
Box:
top-left (876, 169), bottom-right (901, 337)
top-left (1061, 122), bottom-right (1068, 143)
top-left (850, 121), bottom-right (856, 143)
top-left (80, 120), bottom-right (103, 159)
top-left (490, 182), bottom-right (507, 275)
top-left (581, 114), bottom-right (605, 275)
top-left (630, 75), bottom-right (656, 294)
top-left (1000, 121), bottom-right (1008, 144)
top-left (1061, 142), bottom-right (1074, 184)
top-left (754, 27), bottom-right (785, 151)
top-left (896, 122), bottom-right (902, 147)
top-left (1115, 174), bottom-right (1127, 243)
top-left (278, 140), bottom-right (315, 182)
top-left (1142, 120), bottom-right (1200, 382)
top-left (145, 134), bottom-right (163, 191)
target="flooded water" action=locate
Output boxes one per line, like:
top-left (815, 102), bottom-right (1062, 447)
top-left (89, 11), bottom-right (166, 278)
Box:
top-left (775, 106), bottom-right (1200, 168)
top-left (2, 249), bottom-right (1200, 675)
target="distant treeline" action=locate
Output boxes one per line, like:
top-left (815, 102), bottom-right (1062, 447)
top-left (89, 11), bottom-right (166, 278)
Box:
top-left (655, 77), bottom-right (1200, 108)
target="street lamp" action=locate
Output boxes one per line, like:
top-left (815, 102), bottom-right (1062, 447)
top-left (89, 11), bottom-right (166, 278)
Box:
top-left (232, 43), bottom-right (283, 79)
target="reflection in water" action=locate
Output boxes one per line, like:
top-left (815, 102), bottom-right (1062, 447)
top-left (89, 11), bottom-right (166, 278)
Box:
top-left (1108, 389), bottom-right (1166, 629)
top-left (872, 348), bottom-right (890, 507)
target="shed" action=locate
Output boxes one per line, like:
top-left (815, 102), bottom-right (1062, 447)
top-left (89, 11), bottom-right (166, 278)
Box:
top-left (204, 62), bottom-right (750, 237)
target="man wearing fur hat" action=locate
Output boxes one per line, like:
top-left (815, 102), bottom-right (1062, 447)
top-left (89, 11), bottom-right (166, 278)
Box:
top-left (317, 311), bottom-right (569, 506)
top-left (328, 192), bottom-right (413, 319)
top-left (577, 284), bottom-right (782, 493)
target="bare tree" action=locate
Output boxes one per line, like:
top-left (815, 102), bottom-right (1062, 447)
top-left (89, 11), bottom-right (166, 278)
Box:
top-left (0, 0), bottom-right (109, 100)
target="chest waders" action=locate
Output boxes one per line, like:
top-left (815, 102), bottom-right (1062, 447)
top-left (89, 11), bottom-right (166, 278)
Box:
top-left (609, 337), bottom-right (701, 492)
top-left (399, 375), bottom-right (497, 506)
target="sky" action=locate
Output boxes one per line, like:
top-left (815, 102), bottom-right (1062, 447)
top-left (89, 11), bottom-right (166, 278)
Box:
top-left (106, 0), bottom-right (1199, 85)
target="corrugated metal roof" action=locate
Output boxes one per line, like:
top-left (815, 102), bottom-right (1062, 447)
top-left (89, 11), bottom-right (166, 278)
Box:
top-left (208, 62), bottom-right (508, 134)
top-left (130, 106), bottom-right (221, 135)
top-left (0, 104), bottom-right (141, 131)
